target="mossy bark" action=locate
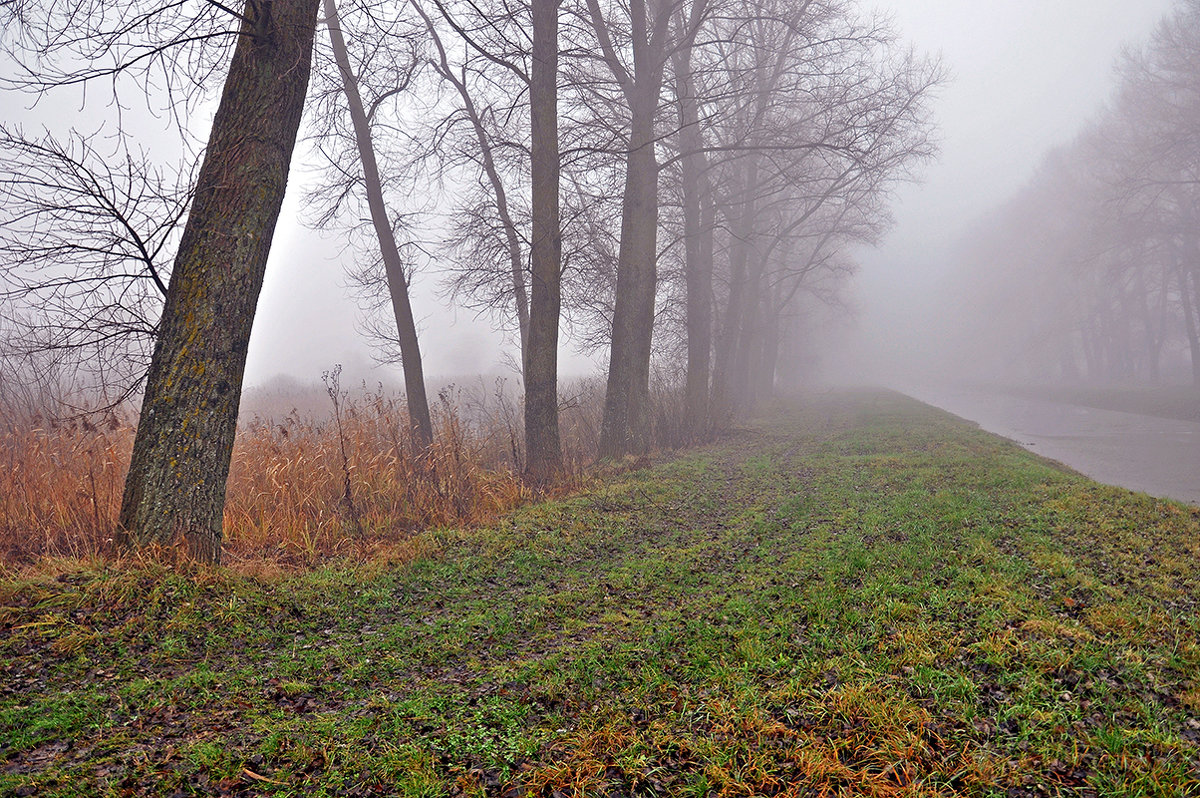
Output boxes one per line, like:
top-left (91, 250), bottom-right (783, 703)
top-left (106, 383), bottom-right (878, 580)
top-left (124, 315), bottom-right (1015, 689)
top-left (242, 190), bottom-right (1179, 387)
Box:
top-left (118, 0), bottom-right (321, 563)
top-left (524, 0), bottom-right (564, 482)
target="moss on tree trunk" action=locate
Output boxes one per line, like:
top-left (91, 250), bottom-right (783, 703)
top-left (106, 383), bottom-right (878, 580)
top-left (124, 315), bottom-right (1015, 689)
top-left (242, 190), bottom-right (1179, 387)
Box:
top-left (118, 0), bottom-right (321, 564)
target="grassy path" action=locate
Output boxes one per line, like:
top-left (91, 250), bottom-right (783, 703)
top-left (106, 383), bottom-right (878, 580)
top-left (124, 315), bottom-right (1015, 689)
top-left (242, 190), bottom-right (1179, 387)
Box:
top-left (2, 390), bottom-right (1198, 797)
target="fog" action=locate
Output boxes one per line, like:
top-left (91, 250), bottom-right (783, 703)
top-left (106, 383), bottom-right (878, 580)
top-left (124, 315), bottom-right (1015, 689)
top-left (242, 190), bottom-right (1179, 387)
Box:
top-left (842, 0), bottom-right (1177, 386)
top-left (2, 1), bottom-right (1196, 438)
top-left (242, 0), bottom-right (1180, 390)
top-left (2, 1), bottom-right (1182, 392)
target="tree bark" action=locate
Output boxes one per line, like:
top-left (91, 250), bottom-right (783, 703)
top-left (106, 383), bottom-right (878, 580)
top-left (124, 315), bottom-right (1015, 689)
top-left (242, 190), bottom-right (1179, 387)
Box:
top-left (325, 0), bottom-right (433, 447)
top-left (119, 0), bottom-right (321, 563)
top-left (524, 0), bottom-right (563, 480)
top-left (599, 92), bottom-right (661, 458)
top-left (674, 45), bottom-right (714, 440)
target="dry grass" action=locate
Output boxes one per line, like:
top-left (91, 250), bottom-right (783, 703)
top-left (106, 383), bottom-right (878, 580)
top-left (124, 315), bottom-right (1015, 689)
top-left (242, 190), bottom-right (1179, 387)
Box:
top-left (0, 414), bottom-right (130, 565)
top-left (0, 379), bottom-right (616, 574)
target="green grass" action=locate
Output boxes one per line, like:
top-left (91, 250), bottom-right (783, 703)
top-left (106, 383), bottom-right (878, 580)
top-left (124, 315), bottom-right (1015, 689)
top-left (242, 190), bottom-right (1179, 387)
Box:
top-left (2, 389), bottom-right (1198, 796)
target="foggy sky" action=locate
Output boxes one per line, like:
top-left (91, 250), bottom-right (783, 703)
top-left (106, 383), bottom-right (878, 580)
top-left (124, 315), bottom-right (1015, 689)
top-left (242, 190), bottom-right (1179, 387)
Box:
top-left (2, 2), bottom-right (1181, 389)
top-left (846, 0), bottom-right (1176, 384)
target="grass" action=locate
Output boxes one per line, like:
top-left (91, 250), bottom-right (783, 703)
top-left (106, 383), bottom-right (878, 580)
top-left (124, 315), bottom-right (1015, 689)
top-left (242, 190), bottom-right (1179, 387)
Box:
top-left (1, 389), bottom-right (1198, 796)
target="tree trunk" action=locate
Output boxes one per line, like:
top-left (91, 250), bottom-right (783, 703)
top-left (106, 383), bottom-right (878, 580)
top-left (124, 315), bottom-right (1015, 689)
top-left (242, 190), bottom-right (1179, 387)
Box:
top-left (599, 94), bottom-right (661, 459)
top-left (524, 0), bottom-right (563, 481)
top-left (590, 0), bottom-right (677, 459)
top-left (118, 0), bottom-right (321, 563)
top-left (674, 47), bottom-right (713, 440)
top-left (1189, 260), bottom-right (1200, 387)
top-left (757, 304), bottom-right (780, 399)
top-left (1181, 266), bottom-right (1200, 386)
top-left (733, 254), bottom-right (768, 406)
top-left (710, 157), bottom-right (757, 419)
top-left (325, 0), bottom-right (433, 446)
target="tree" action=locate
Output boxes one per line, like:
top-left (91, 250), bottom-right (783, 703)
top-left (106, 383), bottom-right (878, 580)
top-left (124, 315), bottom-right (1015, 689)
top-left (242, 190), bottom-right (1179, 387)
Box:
top-left (321, 0), bottom-right (434, 446)
top-left (670, 21), bottom-right (716, 439)
top-left (409, 0), bottom-right (531, 357)
top-left (0, 127), bottom-right (190, 409)
top-left (583, 0), bottom-right (710, 458)
top-left (945, 1), bottom-right (1200, 388)
top-left (3, 2), bottom-right (324, 562)
top-left (524, 0), bottom-right (564, 480)
top-left (119, 0), bottom-right (322, 563)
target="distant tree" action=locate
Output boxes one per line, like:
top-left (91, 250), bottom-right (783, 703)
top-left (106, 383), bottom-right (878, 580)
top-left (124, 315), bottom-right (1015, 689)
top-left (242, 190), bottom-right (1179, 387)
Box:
top-left (319, 0), bottom-right (434, 446)
top-left (706, 1), bottom-right (939, 415)
top-left (950, 0), bottom-right (1200, 388)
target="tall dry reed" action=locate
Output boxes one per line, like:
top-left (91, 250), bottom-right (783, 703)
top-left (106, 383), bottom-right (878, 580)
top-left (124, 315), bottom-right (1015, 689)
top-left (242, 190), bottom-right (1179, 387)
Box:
top-left (0, 381), bottom-right (602, 570)
top-left (0, 375), bottom-right (700, 571)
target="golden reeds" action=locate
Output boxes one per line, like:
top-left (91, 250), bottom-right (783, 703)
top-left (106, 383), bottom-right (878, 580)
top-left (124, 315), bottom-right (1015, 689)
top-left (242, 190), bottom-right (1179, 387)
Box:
top-left (0, 382), bottom-right (603, 572)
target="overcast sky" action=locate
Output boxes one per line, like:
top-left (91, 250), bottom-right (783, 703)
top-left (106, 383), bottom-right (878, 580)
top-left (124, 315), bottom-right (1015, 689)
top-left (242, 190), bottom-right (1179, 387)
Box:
top-left (2, 1), bottom-right (1181, 389)
top-left (846, 0), bottom-right (1176, 381)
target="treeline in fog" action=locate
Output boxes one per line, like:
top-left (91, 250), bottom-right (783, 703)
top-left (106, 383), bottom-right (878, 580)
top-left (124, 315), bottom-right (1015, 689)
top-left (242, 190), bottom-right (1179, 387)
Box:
top-left (947, 1), bottom-right (1200, 387)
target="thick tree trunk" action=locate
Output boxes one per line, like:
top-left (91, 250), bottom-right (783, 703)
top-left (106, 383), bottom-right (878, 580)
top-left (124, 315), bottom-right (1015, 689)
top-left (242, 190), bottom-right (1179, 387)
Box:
top-left (325, 0), bottom-right (433, 447)
top-left (524, 0), bottom-right (563, 481)
top-left (118, 0), bottom-right (321, 563)
top-left (599, 96), bottom-right (661, 459)
top-left (674, 50), bottom-right (713, 439)
top-left (591, 0), bottom-right (679, 459)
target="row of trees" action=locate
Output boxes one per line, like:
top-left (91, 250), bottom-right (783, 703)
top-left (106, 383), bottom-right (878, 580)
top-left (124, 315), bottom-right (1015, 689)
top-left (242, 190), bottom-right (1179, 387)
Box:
top-left (948, 0), bottom-right (1200, 386)
top-left (1, 0), bottom-right (939, 562)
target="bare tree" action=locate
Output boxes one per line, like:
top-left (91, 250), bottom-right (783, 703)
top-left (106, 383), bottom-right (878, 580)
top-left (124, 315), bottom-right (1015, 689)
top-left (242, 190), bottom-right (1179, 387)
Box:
top-left (410, 0), bottom-right (532, 355)
top-left (524, 0), bottom-right (565, 479)
top-left (580, 0), bottom-right (711, 458)
top-left (3, 2), bottom-right (325, 563)
top-left (0, 127), bottom-right (191, 408)
top-left (320, 0), bottom-right (434, 446)
top-left (947, 1), bottom-right (1200, 387)
top-left (118, 0), bottom-right (321, 563)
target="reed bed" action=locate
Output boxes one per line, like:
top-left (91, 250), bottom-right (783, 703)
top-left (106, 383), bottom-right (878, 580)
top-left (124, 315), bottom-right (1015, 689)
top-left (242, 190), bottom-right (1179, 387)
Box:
top-left (0, 379), bottom-right (608, 572)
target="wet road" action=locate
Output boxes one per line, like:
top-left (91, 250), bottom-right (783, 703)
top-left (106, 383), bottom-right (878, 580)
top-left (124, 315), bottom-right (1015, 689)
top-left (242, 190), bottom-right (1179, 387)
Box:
top-left (899, 385), bottom-right (1200, 505)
